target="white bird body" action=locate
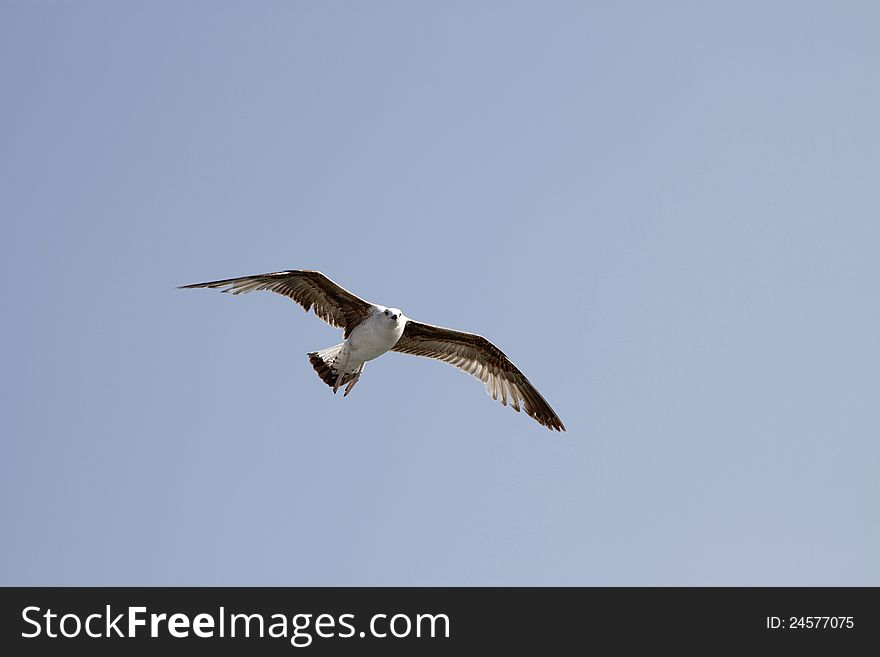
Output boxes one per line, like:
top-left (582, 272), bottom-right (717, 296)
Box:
top-left (348, 306), bottom-right (407, 363)
top-left (312, 305), bottom-right (408, 395)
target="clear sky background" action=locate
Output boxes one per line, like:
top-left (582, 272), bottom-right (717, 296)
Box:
top-left (1, 2), bottom-right (877, 585)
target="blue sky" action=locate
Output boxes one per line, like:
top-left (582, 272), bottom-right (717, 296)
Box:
top-left (1, 1), bottom-right (878, 585)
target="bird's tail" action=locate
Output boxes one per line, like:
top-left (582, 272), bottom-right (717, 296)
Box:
top-left (307, 343), bottom-right (356, 388)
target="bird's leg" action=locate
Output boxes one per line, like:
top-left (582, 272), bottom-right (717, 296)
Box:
top-left (332, 350), bottom-right (352, 394)
top-left (343, 363), bottom-right (364, 397)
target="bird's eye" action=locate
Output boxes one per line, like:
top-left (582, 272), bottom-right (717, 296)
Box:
top-left (384, 310), bottom-right (389, 315)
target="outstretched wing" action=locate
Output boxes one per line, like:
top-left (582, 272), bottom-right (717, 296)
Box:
top-left (392, 320), bottom-right (565, 431)
top-left (179, 270), bottom-right (372, 337)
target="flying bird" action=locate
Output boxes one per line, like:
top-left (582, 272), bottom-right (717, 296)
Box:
top-left (180, 270), bottom-right (565, 431)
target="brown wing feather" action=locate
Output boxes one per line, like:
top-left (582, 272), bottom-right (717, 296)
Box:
top-left (179, 270), bottom-right (372, 337)
top-left (392, 320), bottom-right (566, 431)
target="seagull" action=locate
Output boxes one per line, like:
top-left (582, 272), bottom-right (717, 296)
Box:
top-left (180, 270), bottom-right (565, 431)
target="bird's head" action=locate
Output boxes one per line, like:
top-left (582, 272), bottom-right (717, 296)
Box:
top-left (380, 307), bottom-right (403, 324)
